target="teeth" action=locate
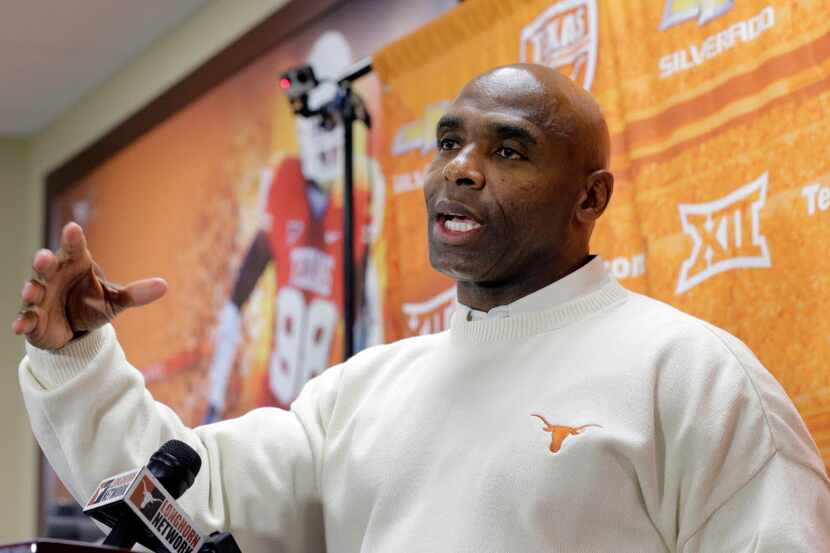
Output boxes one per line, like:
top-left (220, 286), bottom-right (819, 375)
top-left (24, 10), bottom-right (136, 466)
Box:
top-left (444, 218), bottom-right (481, 232)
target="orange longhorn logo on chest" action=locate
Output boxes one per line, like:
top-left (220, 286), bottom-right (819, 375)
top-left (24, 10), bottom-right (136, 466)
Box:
top-left (531, 414), bottom-right (601, 454)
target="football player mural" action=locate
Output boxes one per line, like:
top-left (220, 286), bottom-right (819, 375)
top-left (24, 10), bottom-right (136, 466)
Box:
top-left (41, 0), bottom-right (455, 539)
top-left (204, 31), bottom-right (384, 423)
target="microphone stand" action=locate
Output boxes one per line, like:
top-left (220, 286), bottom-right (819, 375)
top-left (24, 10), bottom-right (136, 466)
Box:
top-left (196, 532), bottom-right (242, 553)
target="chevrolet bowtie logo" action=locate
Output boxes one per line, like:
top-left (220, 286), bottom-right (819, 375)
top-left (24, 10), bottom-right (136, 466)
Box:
top-left (676, 172), bottom-right (772, 294)
top-left (660, 0), bottom-right (733, 30)
top-left (531, 414), bottom-right (601, 454)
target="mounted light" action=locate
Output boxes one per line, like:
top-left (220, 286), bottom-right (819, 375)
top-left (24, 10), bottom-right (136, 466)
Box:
top-left (278, 64), bottom-right (320, 116)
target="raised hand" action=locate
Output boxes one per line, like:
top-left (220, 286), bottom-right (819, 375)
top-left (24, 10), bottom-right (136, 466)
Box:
top-left (11, 222), bottom-right (168, 350)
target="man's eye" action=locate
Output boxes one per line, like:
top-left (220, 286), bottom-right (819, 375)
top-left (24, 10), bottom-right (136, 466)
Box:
top-left (438, 138), bottom-right (459, 151)
top-left (495, 147), bottom-right (523, 160)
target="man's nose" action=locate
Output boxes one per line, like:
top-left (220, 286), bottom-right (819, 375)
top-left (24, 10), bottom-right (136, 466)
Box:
top-left (441, 145), bottom-right (484, 189)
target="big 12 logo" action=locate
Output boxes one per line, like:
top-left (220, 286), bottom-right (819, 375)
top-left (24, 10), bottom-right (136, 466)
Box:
top-left (676, 172), bottom-right (772, 294)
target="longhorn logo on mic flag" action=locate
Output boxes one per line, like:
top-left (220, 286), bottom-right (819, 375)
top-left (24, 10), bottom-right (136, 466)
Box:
top-left (676, 172), bottom-right (771, 294)
top-left (130, 475), bottom-right (165, 520)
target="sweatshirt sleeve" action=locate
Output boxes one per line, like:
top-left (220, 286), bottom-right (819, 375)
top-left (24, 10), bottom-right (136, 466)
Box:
top-left (661, 324), bottom-right (830, 551)
top-left (680, 451), bottom-right (830, 552)
top-left (19, 324), bottom-right (340, 553)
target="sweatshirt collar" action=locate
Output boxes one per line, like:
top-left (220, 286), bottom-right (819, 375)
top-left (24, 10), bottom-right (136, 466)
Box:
top-left (461, 256), bottom-right (609, 321)
top-left (450, 256), bottom-right (627, 343)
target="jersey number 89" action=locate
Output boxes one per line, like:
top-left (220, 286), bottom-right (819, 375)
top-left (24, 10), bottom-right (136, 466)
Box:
top-left (269, 287), bottom-right (339, 404)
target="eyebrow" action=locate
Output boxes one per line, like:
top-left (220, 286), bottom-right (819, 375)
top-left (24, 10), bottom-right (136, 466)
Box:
top-left (436, 115), bottom-right (463, 134)
top-left (436, 115), bottom-right (538, 145)
top-left (488, 123), bottom-right (538, 146)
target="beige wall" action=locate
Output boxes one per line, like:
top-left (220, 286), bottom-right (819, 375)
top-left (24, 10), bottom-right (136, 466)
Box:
top-left (3, 0), bottom-right (289, 540)
top-left (0, 138), bottom-right (38, 542)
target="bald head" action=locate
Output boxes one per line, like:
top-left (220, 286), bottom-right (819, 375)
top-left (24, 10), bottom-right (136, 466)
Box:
top-left (425, 63), bottom-right (615, 310)
top-left (456, 64), bottom-right (610, 172)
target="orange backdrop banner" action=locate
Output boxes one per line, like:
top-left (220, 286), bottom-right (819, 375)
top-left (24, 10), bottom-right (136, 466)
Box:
top-left (374, 0), bottom-right (830, 470)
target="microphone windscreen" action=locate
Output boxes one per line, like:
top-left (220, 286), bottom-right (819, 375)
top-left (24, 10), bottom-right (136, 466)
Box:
top-left (147, 439), bottom-right (201, 499)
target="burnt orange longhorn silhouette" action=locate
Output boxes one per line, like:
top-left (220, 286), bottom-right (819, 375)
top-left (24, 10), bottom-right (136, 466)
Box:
top-left (531, 414), bottom-right (601, 454)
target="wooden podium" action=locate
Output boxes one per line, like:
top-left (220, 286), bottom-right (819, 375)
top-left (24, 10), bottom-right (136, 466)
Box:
top-left (0, 539), bottom-right (131, 552)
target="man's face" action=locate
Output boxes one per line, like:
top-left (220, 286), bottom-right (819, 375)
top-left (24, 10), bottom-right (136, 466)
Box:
top-left (424, 69), bottom-right (583, 285)
top-left (297, 113), bottom-right (343, 191)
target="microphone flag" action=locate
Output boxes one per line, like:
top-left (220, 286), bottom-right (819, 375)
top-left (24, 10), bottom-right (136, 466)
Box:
top-left (84, 466), bottom-right (205, 553)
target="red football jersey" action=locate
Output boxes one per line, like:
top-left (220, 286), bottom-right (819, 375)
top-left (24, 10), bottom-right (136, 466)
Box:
top-left (262, 157), bottom-right (370, 408)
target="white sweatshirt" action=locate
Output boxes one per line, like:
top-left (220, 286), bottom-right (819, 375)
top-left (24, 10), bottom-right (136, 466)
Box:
top-left (19, 262), bottom-right (830, 553)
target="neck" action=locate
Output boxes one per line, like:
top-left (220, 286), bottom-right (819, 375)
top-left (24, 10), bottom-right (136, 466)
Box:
top-left (457, 253), bottom-right (593, 312)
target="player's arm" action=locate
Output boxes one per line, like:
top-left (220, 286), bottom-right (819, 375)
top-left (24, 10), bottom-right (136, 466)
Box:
top-left (355, 242), bottom-right (383, 350)
top-left (204, 229), bottom-right (272, 422)
top-left (230, 229), bottom-right (272, 309)
top-left (13, 223), bottom-right (331, 551)
top-left (355, 157), bottom-right (385, 349)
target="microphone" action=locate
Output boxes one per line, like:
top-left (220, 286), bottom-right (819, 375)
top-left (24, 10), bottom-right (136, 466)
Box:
top-left (83, 440), bottom-right (205, 553)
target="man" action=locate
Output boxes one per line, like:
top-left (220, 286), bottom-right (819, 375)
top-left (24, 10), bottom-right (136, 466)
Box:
top-left (203, 30), bottom-right (381, 424)
top-left (14, 64), bottom-right (830, 552)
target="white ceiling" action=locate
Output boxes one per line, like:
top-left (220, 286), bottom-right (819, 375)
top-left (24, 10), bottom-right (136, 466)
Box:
top-left (0, 0), bottom-right (211, 137)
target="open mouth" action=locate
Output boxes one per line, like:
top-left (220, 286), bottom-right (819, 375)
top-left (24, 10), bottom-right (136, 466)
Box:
top-left (437, 213), bottom-right (483, 233)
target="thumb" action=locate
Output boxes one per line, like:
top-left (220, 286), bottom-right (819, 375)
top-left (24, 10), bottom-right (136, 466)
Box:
top-left (122, 278), bottom-right (168, 308)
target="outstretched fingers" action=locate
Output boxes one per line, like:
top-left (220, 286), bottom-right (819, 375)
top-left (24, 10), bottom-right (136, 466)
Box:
top-left (11, 310), bottom-right (37, 335)
top-left (21, 280), bottom-right (45, 306)
top-left (32, 249), bottom-right (57, 280)
top-left (11, 222), bottom-right (166, 347)
top-left (123, 278), bottom-right (168, 308)
top-left (12, 306), bottom-right (48, 339)
top-left (14, 279), bottom-right (46, 335)
top-left (59, 222), bottom-right (88, 261)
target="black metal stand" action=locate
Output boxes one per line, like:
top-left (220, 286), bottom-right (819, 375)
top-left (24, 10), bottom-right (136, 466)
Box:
top-left (334, 60), bottom-right (372, 360)
top-left (284, 57), bottom-right (373, 362)
top-left (341, 85), bottom-right (357, 359)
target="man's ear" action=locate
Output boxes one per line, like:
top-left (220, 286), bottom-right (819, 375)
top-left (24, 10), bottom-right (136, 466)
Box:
top-left (575, 170), bottom-right (614, 224)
